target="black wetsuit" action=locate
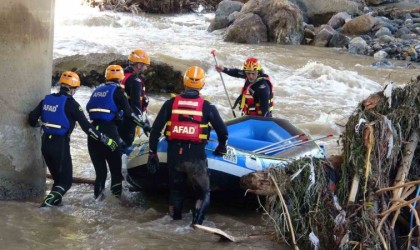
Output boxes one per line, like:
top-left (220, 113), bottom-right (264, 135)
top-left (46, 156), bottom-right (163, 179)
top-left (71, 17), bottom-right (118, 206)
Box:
top-left (222, 68), bottom-right (273, 117)
top-left (87, 83), bottom-right (136, 198)
top-left (28, 89), bottom-right (104, 206)
top-left (149, 89), bottom-right (228, 224)
top-left (118, 66), bottom-right (146, 146)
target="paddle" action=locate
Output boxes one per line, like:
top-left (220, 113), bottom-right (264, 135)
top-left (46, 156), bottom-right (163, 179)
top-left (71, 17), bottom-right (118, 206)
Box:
top-left (211, 49), bottom-right (236, 118)
top-left (263, 134), bottom-right (333, 154)
top-left (258, 138), bottom-right (308, 154)
top-left (193, 224), bottom-right (272, 242)
top-left (253, 133), bottom-right (305, 153)
top-left (263, 138), bottom-right (309, 154)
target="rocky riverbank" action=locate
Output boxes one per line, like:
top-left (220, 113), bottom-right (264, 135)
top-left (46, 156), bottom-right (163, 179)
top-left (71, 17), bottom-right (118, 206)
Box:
top-left (83, 0), bottom-right (420, 68)
top-left (210, 0), bottom-right (420, 67)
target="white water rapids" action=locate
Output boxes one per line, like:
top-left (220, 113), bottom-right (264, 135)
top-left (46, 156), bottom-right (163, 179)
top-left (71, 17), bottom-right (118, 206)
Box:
top-left (1, 0), bottom-right (419, 249)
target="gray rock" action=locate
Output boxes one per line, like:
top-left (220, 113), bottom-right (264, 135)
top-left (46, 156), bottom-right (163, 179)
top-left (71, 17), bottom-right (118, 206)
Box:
top-left (405, 19), bottom-right (414, 26)
top-left (227, 11), bottom-right (241, 23)
top-left (400, 33), bottom-right (418, 40)
top-left (224, 13), bottom-right (268, 44)
top-left (375, 27), bottom-right (392, 37)
top-left (373, 50), bottom-right (388, 59)
top-left (327, 12), bottom-right (352, 29)
top-left (241, 0), bottom-right (304, 44)
top-left (328, 32), bottom-right (350, 48)
top-left (304, 28), bottom-right (316, 40)
top-left (291, 0), bottom-right (359, 26)
top-left (371, 60), bottom-right (394, 68)
top-left (305, 24), bottom-right (315, 31)
top-left (372, 43), bottom-right (383, 50)
top-left (208, 0), bottom-right (244, 32)
top-left (378, 35), bottom-right (394, 44)
top-left (395, 27), bottom-right (411, 38)
top-left (348, 37), bottom-right (368, 55)
top-left (53, 53), bottom-right (184, 92)
top-left (313, 25), bottom-right (336, 46)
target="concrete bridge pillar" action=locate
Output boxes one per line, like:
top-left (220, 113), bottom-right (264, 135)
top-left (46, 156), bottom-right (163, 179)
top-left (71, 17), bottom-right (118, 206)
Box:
top-left (0, 0), bottom-right (54, 199)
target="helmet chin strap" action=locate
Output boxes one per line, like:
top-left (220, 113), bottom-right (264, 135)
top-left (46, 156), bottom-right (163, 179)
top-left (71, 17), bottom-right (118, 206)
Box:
top-left (61, 84), bottom-right (76, 95)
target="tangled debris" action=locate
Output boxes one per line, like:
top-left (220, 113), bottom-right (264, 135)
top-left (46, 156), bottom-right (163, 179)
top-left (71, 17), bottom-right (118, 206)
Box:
top-left (241, 75), bottom-right (420, 249)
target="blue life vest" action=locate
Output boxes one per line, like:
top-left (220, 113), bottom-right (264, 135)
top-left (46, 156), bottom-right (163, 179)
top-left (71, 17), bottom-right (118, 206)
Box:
top-left (41, 94), bottom-right (70, 135)
top-left (86, 83), bottom-right (119, 122)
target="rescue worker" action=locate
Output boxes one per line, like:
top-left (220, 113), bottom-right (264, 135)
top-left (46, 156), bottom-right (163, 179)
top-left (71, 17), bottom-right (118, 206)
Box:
top-left (28, 71), bottom-right (118, 207)
top-left (147, 66), bottom-right (228, 225)
top-left (86, 65), bottom-right (148, 199)
top-left (118, 49), bottom-right (151, 147)
top-left (215, 57), bottom-right (274, 117)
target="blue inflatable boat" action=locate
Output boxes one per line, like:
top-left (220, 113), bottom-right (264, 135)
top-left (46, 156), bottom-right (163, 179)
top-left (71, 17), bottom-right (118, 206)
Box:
top-left (126, 116), bottom-right (325, 193)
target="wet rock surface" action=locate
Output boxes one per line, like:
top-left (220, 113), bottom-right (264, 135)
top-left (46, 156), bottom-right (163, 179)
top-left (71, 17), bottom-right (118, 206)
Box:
top-left (210, 0), bottom-right (420, 67)
top-left (53, 53), bottom-right (184, 93)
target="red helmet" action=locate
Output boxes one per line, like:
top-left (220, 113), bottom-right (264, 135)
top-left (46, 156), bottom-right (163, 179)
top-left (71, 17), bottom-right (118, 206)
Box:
top-left (242, 58), bottom-right (261, 71)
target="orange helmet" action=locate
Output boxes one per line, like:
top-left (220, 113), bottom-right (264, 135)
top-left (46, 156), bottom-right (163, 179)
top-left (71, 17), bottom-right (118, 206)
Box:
top-left (183, 66), bottom-right (205, 89)
top-left (128, 49), bottom-right (150, 65)
top-left (59, 71), bottom-right (80, 88)
top-left (242, 57), bottom-right (261, 71)
top-left (105, 65), bottom-right (124, 81)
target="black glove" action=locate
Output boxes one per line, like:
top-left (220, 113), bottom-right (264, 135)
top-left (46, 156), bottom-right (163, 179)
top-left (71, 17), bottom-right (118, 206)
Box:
top-left (147, 152), bottom-right (159, 174)
top-left (131, 113), bottom-right (151, 137)
top-left (213, 144), bottom-right (227, 156)
top-left (142, 123), bottom-right (151, 137)
top-left (99, 134), bottom-right (118, 152)
top-left (122, 146), bottom-right (134, 155)
top-left (121, 140), bottom-right (134, 155)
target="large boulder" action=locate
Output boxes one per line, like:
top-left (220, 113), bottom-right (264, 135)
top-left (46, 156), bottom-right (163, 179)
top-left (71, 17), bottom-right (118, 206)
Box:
top-left (342, 14), bottom-right (375, 35)
top-left (208, 0), bottom-right (244, 32)
top-left (239, 0), bottom-right (304, 44)
top-left (53, 53), bottom-right (127, 87)
top-left (289, 0), bottom-right (359, 26)
top-left (313, 25), bottom-right (336, 47)
top-left (327, 12), bottom-right (352, 29)
top-left (224, 13), bottom-right (268, 43)
top-left (52, 53), bottom-right (184, 93)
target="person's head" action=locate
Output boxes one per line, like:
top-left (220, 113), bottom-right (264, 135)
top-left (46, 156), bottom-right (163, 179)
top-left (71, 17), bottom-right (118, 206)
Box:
top-left (183, 66), bottom-right (205, 91)
top-left (128, 49), bottom-right (150, 74)
top-left (242, 57), bottom-right (261, 83)
top-left (105, 65), bottom-right (125, 83)
top-left (59, 71), bottom-right (80, 95)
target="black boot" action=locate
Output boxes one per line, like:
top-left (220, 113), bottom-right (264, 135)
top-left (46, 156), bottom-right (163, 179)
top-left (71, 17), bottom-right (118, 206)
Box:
top-left (94, 181), bottom-right (105, 200)
top-left (111, 183), bottom-right (122, 199)
top-left (40, 191), bottom-right (62, 207)
top-left (169, 191), bottom-right (183, 220)
top-left (192, 191), bottom-right (210, 225)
